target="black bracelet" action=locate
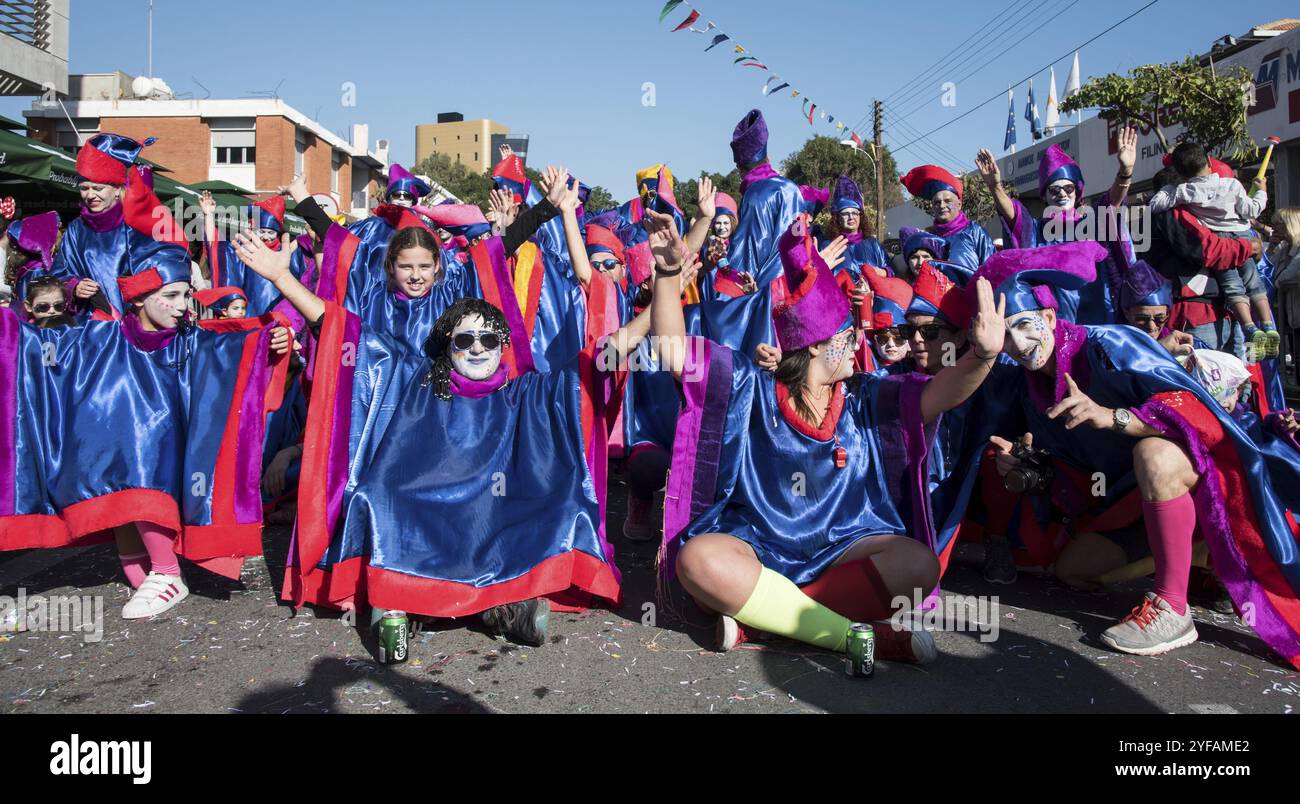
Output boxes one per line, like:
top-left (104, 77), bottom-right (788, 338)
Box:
top-left (1117, 171), bottom-right (1133, 180)
top-left (656, 266), bottom-right (683, 278)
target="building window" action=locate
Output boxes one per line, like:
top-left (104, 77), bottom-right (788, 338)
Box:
top-left (331, 152), bottom-right (343, 194)
top-left (474, 152), bottom-right (478, 163)
top-left (295, 131), bottom-right (308, 178)
top-left (474, 134), bottom-right (478, 142)
top-left (211, 118), bottom-right (257, 167)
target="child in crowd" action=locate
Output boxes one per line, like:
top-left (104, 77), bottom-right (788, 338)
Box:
top-left (1149, 142), bottom-right (1276, 360)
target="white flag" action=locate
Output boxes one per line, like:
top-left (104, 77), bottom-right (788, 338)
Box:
top-left (1045, 66), bottom-right (1060, 135)
top-left (1064, 51), bottom-right (1081, 98)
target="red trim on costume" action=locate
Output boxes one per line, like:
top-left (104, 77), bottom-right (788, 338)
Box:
top-left (1151, 390), bottom-right (1300, 635)
top-left (774, 380), bottom-right (845, 440)
top-left (366, 550), bottom-right (620, 619)
top-left (63, 488), bottom-right (180, 538)
top-left (283, 555), bottom-right (365, 610)
top-left (295, 302), bottom-right (347, 578)
top-left (0, 513), bottom-right (89, 549)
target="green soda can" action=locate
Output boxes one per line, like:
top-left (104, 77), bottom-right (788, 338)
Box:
top-left (844, 623), bottom-right (875, 677)
top-left (377, 610), bottom-right (409, 664)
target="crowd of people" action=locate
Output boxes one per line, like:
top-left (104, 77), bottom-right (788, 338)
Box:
top-left (1, 108), bottom-right (1298, 673)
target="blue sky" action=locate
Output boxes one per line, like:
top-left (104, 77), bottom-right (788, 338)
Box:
top-left (2, 0), bottom-right (1292, 199)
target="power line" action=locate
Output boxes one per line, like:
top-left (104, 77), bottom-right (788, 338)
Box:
top-left (883, 0), bottom-right (1029, 104)
top-left (894, 0), bottom-right (1160, 153)
top-left (885, 107), bottom-right (970, 169)
top-left (850, 0), bottom-right (1046, 135)
top-left (886, 0), bottom-right (1046, 112)
top-left (891, 0), bottom-right (1081, 122)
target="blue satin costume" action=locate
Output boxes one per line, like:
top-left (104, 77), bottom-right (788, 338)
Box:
top-left (671, 344), bottom-right (932, 584)
top-left (0, 310), bottom-right (285, 566)
top-left (49, 215), bottom-right (128, 316)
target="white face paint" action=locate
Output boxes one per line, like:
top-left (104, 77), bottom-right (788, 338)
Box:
top-left (931, 190), bottom-right (961, 224)
top-left (1004, 309), bottom-right (1055, 371)
top-left (449, 313), bottom-right (503, 380)
top-left (137, 281), bottom-right (192, 331)
top-left (712, 215), bottom-right (733, 238)
top-left (1047, 180), bottom-right (1077, 209)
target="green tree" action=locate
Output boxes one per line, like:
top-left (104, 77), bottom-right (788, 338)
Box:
top-left (1059, 55), bottom-right (1256, 161)
top-left (412, 152), bottom-right (493, 208)
top-left (674, 169), bottom-right (742, 220)
top-left (584, 185), bottom-right (618, 214)
top-left (780, 135), bottom-right (904, 218)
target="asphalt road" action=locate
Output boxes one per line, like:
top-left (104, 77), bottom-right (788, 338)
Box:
top-left (2, 474), bottom-right (1297, 714)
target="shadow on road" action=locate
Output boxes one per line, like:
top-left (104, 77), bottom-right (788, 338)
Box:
top-left (233, 655), bottom-right (493, 714)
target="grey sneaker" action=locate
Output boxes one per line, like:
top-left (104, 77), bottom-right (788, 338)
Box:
top-left (716, 615), bottom-right (746, 652)
top-left (982, 537), bottom-right (1018, 585)
top-left (480, 598), bottom-right (550, 646)
top-left (1100, 592), bottom-right (1198, 656)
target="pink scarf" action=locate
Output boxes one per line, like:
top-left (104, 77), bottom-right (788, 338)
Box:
top-left (449, 365), bottom-right (508, 398)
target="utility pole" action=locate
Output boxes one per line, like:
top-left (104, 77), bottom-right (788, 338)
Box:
top-left (873, 99), bottom-right (884, 239)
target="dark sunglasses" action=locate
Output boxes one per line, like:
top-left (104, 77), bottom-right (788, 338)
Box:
top-left (592, 259), bottom-right (623, 272)
top-left (32, 301), bottom-right (66, 314)
top-left (899, 323), bottom-right (952, 341)
top-left (1130, 314), bottom-right (1168, 328)
top-left (451, 331), bottom-right (502, 351)
top-left (389, 190), bottom-right (415, 201)
top-left (873, 328), bottom-right (905, 345)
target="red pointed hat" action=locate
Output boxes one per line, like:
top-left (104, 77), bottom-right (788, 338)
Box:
top-left (900, 164), bottom-right (963, 200)
top-left (252, 195), bottom-right (286, 232)
top-left (76, 133), bottom-right (154, 186)
top-left (194, 286), bottom-right (247, 311)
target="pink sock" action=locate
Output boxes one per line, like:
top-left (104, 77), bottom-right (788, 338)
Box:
top-left (1143, 494), bottom-right (1196, 615)
top-left (118, 552), bottom-right (150, 589)
top-left (137, 522), bottom-right (181, 578)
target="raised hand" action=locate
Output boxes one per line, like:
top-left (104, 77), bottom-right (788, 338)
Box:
top-left (989, 432), bottom-right (1032, 477)
top-left (1115, 126), bottom-right (1138, 174)
top-left (498, 143), bottom-right (513, 161)
top-left (975, 148), bottom-right (1001, 187)
top-left (645, 209), bottom-right (684, 269)
top-left (696, 176), bottom-right (716, 220)
top-left (1046, 373), bottom-right (1113, 431)
top-left (199, 190), bottom-right (217, 217)
top-left (819, 236), bottom-right (849, 271)
top-left (234, 231), bottom-right (293, 282)
top-left (540, 166), bottom-right (569, 208)
top-left (276, 174), bottom-right (309, 204)
top-left (968, 277), bottom-right (1006, 359)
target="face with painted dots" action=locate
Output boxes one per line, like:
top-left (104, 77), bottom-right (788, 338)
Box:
top-left (814, 326), bottom-right (858, 382)
top-left (1004, 308), bottom-right (1057, 372)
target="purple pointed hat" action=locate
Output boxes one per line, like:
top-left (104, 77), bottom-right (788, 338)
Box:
top-left (1038, 143), bottom-right (1084, 196)
top-left (971, 240), bottom-right (1106, 316)
top-left (899, 225), bottom-right (947, 260)
top-left (773, 214), bottom-right (851, 351)
top-left (1118, 258), bottom-right (1173, 309)
top-left (832, 175), bottom-right (863, 212)
top-left (5, 211), bottom-right (60, 269)
top-left (731, 109), bottom-right (769, 167)
top-left (387, 163), bottom-right (432, 199)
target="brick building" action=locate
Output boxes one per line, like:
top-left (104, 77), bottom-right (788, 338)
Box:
top-left (22, 72), bottom-right (390, 218)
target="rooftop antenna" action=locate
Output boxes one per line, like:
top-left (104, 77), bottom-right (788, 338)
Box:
top-left (191, 77), bottom-right (211, 99)
top-left (147, 0), bottom-right (153, 77)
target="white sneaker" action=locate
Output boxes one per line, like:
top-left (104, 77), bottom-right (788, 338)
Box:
top-left (122, 572), bottom-right (189, 619)
top-left (1100, 592), bottom-right (1198, 656)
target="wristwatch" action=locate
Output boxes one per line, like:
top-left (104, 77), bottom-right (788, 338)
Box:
top-left (1112, 407), bottom-right (1133, 433)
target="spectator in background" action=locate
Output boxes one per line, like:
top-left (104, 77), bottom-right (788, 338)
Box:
top-left (1270, 207), bottom-right (1300, 385)
top-left (1149, 143), bottom-right (1276, 360)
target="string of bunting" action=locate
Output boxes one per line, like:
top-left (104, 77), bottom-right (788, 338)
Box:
top-left (657, 0), bottom-right (864, 149)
